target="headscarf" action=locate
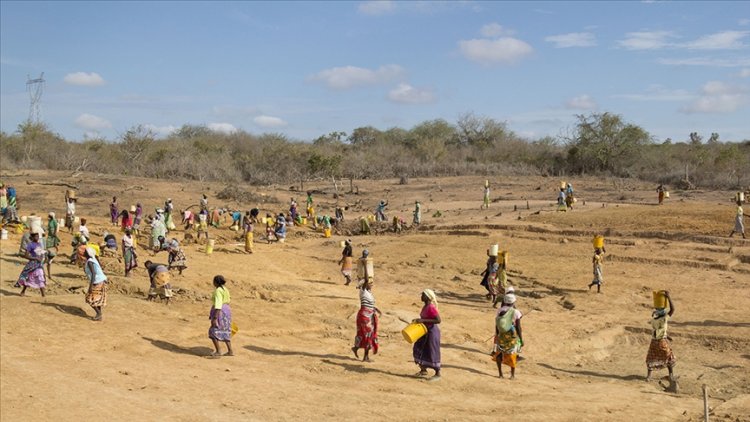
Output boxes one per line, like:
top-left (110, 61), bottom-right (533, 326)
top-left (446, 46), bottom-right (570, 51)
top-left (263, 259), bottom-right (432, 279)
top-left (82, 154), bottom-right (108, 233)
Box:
top-left (362, 249), bottom-right (369, 257)
top-left (503, 293), bottom-right (517, 305)
top-left (49, 211), bottom-right (55, 218)
top-left (423, 288), bottom-right (438, 309)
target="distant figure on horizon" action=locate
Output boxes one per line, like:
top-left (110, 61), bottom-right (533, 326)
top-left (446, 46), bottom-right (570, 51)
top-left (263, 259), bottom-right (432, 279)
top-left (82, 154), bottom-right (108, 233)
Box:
top-left (729, 200), bottom-right (748, 239)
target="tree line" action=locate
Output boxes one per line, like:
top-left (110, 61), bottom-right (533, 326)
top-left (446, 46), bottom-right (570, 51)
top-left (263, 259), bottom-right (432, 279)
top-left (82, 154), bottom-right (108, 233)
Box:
top-left (1, 112), bottom-right (748, 189)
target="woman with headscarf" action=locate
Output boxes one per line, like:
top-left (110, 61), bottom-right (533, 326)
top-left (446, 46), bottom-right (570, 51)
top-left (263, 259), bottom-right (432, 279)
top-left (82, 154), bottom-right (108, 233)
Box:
top-left (144, 260), bottom-right (173, 304)
top-left (110, 196), bottom-right (119, 226)
top-left (352, 279), bottom-right (381, 362)
top-left (84, 247), bottom-right (107, 321)
top-left (166, 238), bottom-right (187, 275)
top-left (289, 198), bottom-right (298, 222)
top-left (493, 291), bottom-right (523, 379)
top-left (646, 291), bottom-right (676, 381)
top-left (412, 289), bottom-right (441, 381)
top-left (209, 275), bottom-right (233, 357)
top-left (122, 229), bottom-right (138, 277)
top-left (150, 215), bottom-right (167, 252)
top-left (17, 231), bottom-right (47, 297)
top-left (356, 249), bottom-right (373, 286)
top-left (339, 239), bottom-right (354, 285)
top-left (133, 203), bottom-right (143, 232)
top-left (557, 187), bottom-right (567, 212)
top-left (565, 183), bottom-right (575, 210)
top-left (120, 209), bottom-right (132, 231)
top-left (729, 199), bottom-right (748, 239)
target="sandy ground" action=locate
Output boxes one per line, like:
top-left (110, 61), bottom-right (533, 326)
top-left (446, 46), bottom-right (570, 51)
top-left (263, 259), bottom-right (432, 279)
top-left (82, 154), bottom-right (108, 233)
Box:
top-left (1, 171), bottom-right (749, 422)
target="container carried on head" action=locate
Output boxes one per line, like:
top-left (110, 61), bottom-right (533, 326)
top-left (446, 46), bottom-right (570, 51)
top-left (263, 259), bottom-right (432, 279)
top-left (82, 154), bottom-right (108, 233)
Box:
top-left (652, 290), bottom-right (667, 308)
top-left (402, 323), bottom-right (428, 343)
top-left (738, 192), bottom-right (746, 203)
top-left (29, 216), bottom-right (43, 234)
top-left (593, 235), bottom-right (605, 250)
top-left (66, 189), bottom-right (77, 200)
top-left (560, 181), bottom-right (566, 189)
top-left (357, 257), bottom-right (374, 279)
top-left (489, 244), bottom-right (499, 257)
top-left (500, 250), bottom-right (509, 266)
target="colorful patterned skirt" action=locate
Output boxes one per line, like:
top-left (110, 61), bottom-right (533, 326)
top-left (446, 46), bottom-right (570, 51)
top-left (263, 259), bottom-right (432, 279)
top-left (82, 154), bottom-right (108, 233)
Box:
top-left (208, 304), bottom-right (232, 341)
top-left (354, 306), bottom-right (379, 353)
top-left (18, 260), bottom-right (46, 289)
top-left (494, 330), bottom-right (520, 368)
top-left (86, 283), bottom-right (107, 308)
top-left (646, 338), bottom-right (676, 370)
top-left (123, 246), bottom-right (138, 272)
top-left (413, 324), bottom-right (441, 369)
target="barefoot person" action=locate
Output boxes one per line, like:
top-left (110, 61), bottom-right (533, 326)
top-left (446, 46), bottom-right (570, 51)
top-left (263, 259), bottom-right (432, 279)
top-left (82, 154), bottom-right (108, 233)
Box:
top-left (84, 247), bottom-right (107, 321)
top-left (144, 260), bottom-right (173, 304)
top-left (412, 289), bottom-right (441, 381)
top-left (339, 239), bottom-right (353, 285)
top-left (646, 291), bottom-right (676, 381)
top-left (352, 280), bottom-right (381, 362)
top-left (588, 248), bottom-right (605, 293)
top-left (729, 200), bottom-right (748, 239)
top-left (209, 275), bottom-right (233, 357)
top-left (17, 231), bottom-right (47, 297)
top-left (122, 229), bottom-right (138, 277)
top-left (493, 292), bottom-right (523, 379)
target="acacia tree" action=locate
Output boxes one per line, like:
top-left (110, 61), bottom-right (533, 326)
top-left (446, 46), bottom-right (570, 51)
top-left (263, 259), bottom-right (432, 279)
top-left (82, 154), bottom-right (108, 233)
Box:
top-left (566, 112), bottom-right (651, 176)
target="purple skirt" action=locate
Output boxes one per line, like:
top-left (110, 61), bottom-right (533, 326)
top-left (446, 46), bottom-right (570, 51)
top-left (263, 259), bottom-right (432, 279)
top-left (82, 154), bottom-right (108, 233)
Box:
top-left (413, 324), bottom-right (441, 369)
top-left (18, 260), bottom-right (46, 289)
top-left (208, 304), bottom-right (232, 341)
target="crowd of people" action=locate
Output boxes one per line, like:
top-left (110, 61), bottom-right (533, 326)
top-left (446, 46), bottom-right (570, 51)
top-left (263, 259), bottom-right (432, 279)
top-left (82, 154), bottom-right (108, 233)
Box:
top-left (4, 180), bottom-right (747, 385)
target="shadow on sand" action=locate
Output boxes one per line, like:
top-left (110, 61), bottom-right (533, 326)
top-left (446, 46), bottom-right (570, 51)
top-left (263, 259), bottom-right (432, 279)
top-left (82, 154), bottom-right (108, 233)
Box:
top-left (244, 344), bottom-right (352, 361)
top-left (36, 301), bottom-right (90, 319)
top-left (671, 320), bottom-right (750, 328)
top-left (537, 363), bottom-right (642, 381)
top-left (142, 336), bottom-right (213, 357)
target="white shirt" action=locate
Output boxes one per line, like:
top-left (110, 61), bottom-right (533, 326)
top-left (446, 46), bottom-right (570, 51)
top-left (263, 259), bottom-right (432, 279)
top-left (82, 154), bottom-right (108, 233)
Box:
top-left (79, 225), bottom-right (90, 239)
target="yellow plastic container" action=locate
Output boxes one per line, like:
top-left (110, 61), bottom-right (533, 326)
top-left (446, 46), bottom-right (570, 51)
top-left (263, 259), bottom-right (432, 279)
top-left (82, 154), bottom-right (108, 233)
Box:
top-left (89, 243), bottom-right (100, 256)
top-left (593, 235), bottom-right (604, 249)
top-left (206, 239), bottom-right (215, 254)
top-left (560, 181), bottom-right (566, 189)
top-left (323, 228), bottom-right (332, 238)
top-left (367, 214), bottom-right (376, 223)
top-left (501, 250), bottom-right (509, 266)
top-left (402, 323), bottom-right (428, 344)
top-left (301, 217), bottom-right (307, 225)
top-left (664, 192), bottom-right (670, 199)
top-left (652, 290), bottom-right (667, 308)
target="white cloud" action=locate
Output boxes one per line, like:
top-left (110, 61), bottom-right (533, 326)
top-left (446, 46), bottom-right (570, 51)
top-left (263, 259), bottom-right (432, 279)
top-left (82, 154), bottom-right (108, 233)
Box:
top-left (144, 124), bottom-right (177, 136)
top-left (458, 37), bottom-right (533, 65)
top-left (480, 23), bottom-right (514, 37)
top-left (683, 31), bottom-right (749, 50)
top-left (387, 83), bottom-right (436, 104)
top-left (74, 113), bottom-right (111, 130)
top-left (208, 122), bottom-right (238, 134)
top-left (253, 115), bottom-right (287, 128)
top-left (658, 57), bottom-right (750, 67)
top-left (358, 1), bottom-right (395, 16)
top-left (618, 31), bottom-right (676, 50)
top-left (309, 64), bottom-right (405, 90)
top-left (545, 32), bottom-right (597, 48)
top-left (63, 72), bottom-right (105, 87)
top-left (565, 95), bottom-right (597, 110)
top-left (613, 85), bottom-right (694, 101)
top-left (738, 18), bottom-right (750, 26)
top-left (740, 68), bottom-right (750, 78)
top-left (681, 81), bottom-right (748, 114)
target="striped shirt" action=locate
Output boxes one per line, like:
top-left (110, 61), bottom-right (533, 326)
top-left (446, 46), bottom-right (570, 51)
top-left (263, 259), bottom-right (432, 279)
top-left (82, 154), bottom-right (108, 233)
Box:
top-left (359, 288), bottom-right (375, 308)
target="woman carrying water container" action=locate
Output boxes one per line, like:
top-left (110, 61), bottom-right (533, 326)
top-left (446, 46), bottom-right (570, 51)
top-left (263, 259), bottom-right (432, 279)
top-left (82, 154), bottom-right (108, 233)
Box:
top-left (412, 289), bottom-right (441, 381)
top-left (351, 279), bottom-right (381, 362)
top-left (493, 291), bottom-right (523, 379)
top-left (588, 236), bottom-right (606, 293)
top-left (729, 198), bottom-right (748, 239)
top-left (646, 291), bottom-right (676, 381)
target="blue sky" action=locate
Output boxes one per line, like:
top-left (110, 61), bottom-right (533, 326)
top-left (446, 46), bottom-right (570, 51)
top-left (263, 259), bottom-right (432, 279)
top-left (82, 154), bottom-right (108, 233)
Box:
top-left (1, 1), bottom-right (749, 142)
